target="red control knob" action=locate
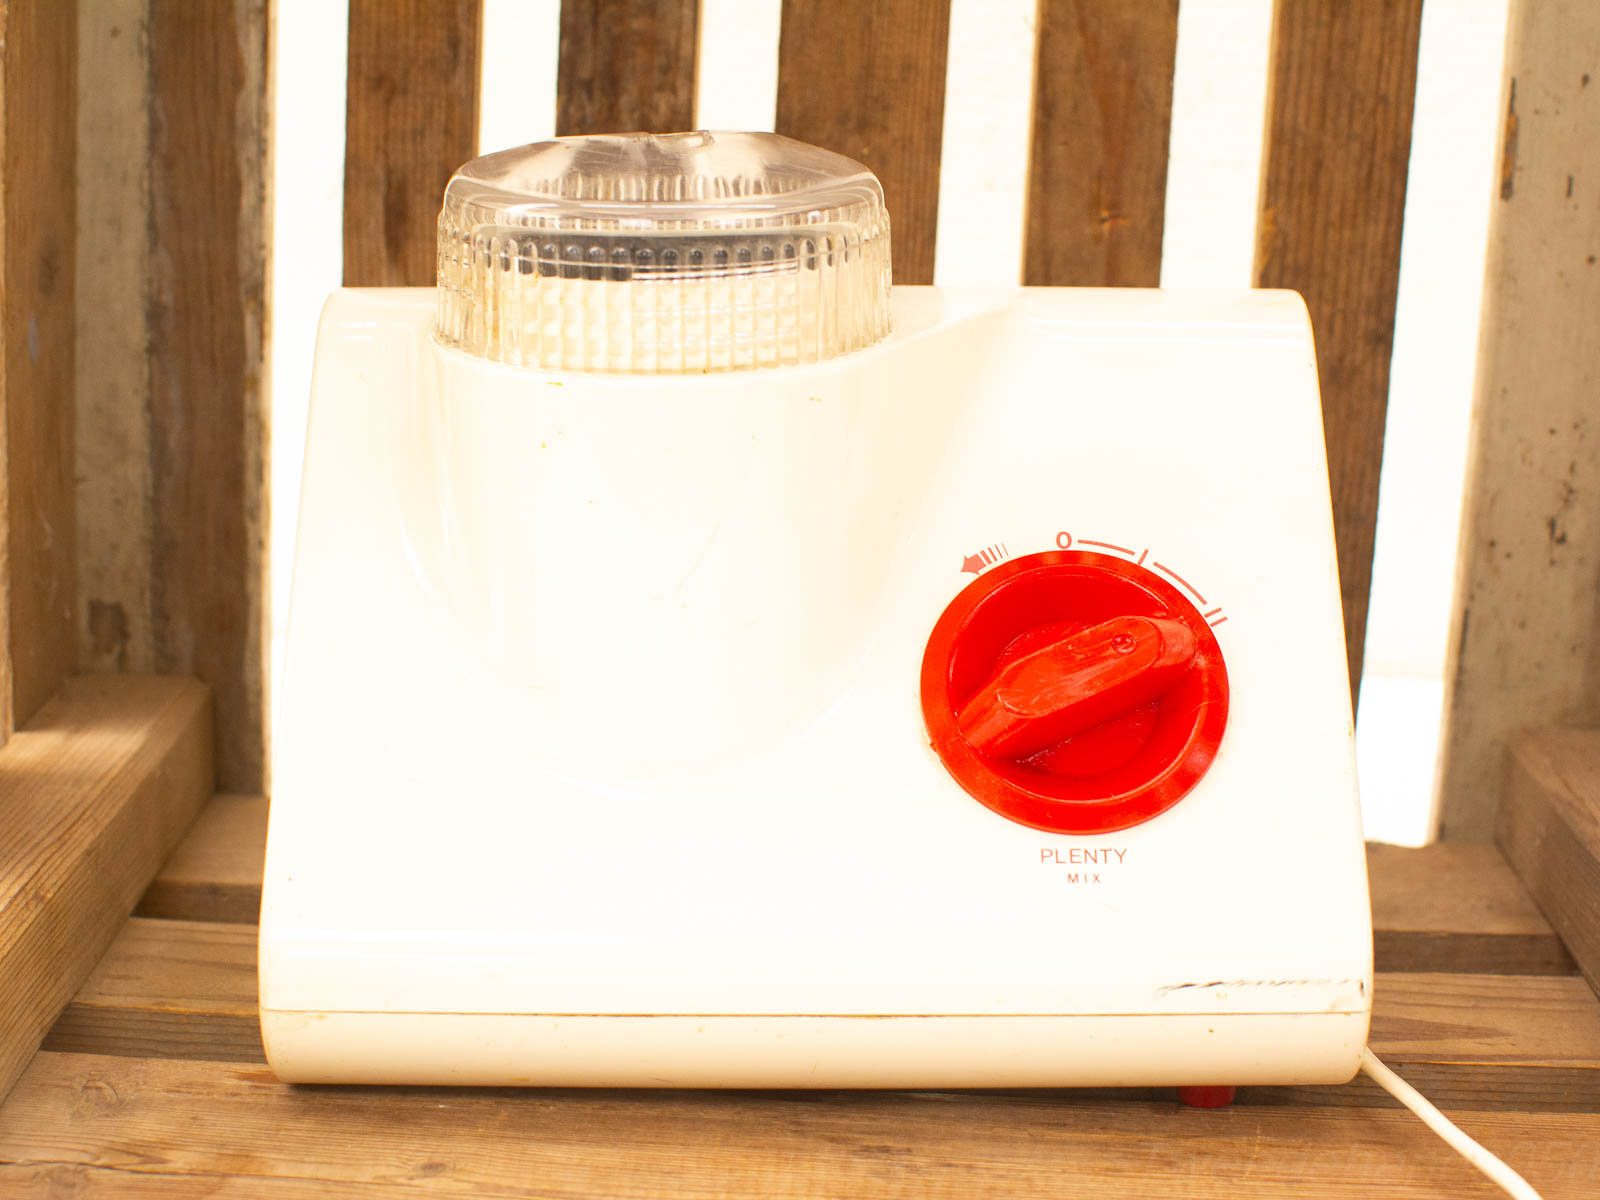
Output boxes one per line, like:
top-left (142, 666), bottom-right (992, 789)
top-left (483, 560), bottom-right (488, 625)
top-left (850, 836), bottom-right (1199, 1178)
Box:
top-left (921, 550), bottom-right (1229, 834)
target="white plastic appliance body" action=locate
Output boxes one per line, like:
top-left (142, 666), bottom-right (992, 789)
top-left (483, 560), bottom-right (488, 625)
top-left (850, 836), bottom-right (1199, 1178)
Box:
top-left (260, 285), bottom-right (1372, 1088)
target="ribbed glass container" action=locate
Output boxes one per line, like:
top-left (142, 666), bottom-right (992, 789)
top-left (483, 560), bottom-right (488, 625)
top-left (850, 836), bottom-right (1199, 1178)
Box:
top-left (435, 131), bottom-right (892, 373)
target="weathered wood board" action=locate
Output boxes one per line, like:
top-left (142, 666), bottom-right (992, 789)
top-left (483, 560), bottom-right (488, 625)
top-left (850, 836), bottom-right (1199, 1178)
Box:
top-left (0, 677), bottom-right (212, 1104)
top-left (1439, 0), bottom-right (1600, 839)
top-left (1501, 729), bottom-right (1600, 998)
top-left (344, 0), bottom-right (481, 287)
top-left (3, 0), bottom-right (78, 732)
top-left (1024, 1), bottom-right (1179, 287)
top-left (1254, 0), bottom-right (1424, 705)
top-left (556, 0), bottom-right (699, 135)
top-left (146, 0), bottom-right (270, 794)
top-left (775, 0), bottom-right (952, 285)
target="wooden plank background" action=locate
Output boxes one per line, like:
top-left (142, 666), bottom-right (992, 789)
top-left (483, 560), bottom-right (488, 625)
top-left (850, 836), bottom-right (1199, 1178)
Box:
top-left (34, 0), bottom-right (1567, 841)
top-left (343, 0), bottom-right (482, 287)
top-left (775, 0), bottom-right (953, 285)
top-left (76, 0), bottom-right (154, 683)
top-left (1438, 0), bottom-right (1600, 839)
top-left (0, 1), bottom-right (12, 747)
top-left (145, 0), bottom-right (270, 794)
top-left (1254, 0), bottom-right (1426, 705)
top-left (1024, 1), bottom-right (1180, 287)
top-left (341, 0), bottom-right (1412, 718)
top-left (557, 0), bottom-right (699, 135)
top-left (3, 0), bottom-right (77, 734)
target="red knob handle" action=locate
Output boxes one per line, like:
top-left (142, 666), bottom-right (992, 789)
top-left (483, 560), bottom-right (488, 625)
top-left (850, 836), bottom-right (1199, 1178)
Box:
top-left (921, 550), bottom-right (1229, 834)
top-left (956, 615), bottom-right (1198, 759)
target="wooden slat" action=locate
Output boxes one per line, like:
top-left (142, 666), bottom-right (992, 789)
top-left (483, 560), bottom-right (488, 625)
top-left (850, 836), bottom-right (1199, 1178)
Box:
top-left (43, 920), bottom-right (260, 1065)
top-left (41, 914), bottom-right (1600, 1113)
top-left (75, 0), bottom-right (155, 677)
top-left (17, 839), bottom-right (1600, 1190)
top-left (136, 795), bottom-right (265, 925)
top-left (556, 0), bottom-right (699, 136)
top-left (343, 0), bottom-right (482, 287)
top-left (146, 1), bottom-right (270, 794)
top-left (1375, 971), bottom-right (1600, 1076)
top-left (0, 346), bottom-right (6, 745)
top-left (3, 1052), bottom-right (1597, 1198)
top-left (1254, 0), bottom-right (1424, 703)
top-left (0, 8), bottom-right (8, 750)
top-left (1368, 843), bottom-right (1576, 976)
top-left (1260, 968), bottom-right (1600, 1113)
top-left (0, 677), bottom-right (212, 1103)
top-left (1501, 730), bottom-right (1600, 998)
top-left (1023, 1), bottom-right (1179, 287)
top-left (775, 0), bottom-right (952, 285)
top-left (0, 1175), bottom-right (403, 1199)
top-left (1438, 0), bottom-right (1600, 839)
top-left (2, 0), bottom-right (77, 730)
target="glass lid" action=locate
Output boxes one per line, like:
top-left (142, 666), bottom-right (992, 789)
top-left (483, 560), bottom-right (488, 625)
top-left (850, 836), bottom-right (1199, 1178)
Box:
top-left (435, 131), bottom-right (893, 373)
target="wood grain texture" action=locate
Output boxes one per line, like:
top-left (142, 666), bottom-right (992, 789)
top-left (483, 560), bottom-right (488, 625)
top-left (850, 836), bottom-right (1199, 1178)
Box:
top-left (0, 677), bottom-right (212, 1104)
top-left (42, 920), bottom-right (260, 1065)
top-left (3, 1052), bottom-right (1598, 1198)
top-left (75, 0), bottom-right (154, 677)
top-left (776, 0), bottom-right (952, 285)
top-left (0, 1175), bottom-right (406, 1199)
top-left (1501, 730), bottom-right (1600, 998)
top-left (135, 794), bottom-right (265, 924)
top-left (1368, 842), bottom-right (1576, 975)
top-left (1268, 970), bottom-right (1600, 1113)
top-left (1438, 0), bottom-right (1600, 839)
top-left (344, 0), bottom-right (481, 286)
top-left (1254, 0), bottom-right (1424, 703)
top-left (37, 914), bottom-right (1600, 1112)
top-left (147, 0), bottom-right (270, 794)
top-left (11, 842), bottom-right (1600, 1191)
top-left (3, 0), bottom-right (77, 729)
top-left (1376, 972), bottom-right (1600, 1065)
top-left (1024, 1), bottom-right (1178, 286)
top-left (0, 0), bottom-right (9, 749)
top-left (556, 0), bottom-right (698, 135)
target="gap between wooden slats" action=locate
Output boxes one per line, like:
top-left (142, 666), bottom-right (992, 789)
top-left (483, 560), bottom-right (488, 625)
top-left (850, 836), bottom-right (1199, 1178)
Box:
top-left (343, 0), bottom-right (482, 287)
top-left (775, 0), bottom-right (953, 285)
top-left (478, 0), bottom-right (560, 152)
top-left (1255, 0), bottom-right (1426, 705)
top-left (932, 0), bottom-right (1036, 287)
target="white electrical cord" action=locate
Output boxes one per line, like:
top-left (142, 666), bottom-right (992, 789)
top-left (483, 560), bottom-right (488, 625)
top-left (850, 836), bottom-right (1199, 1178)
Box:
top-left (1359, 1047), bottom-right (1544, 1199)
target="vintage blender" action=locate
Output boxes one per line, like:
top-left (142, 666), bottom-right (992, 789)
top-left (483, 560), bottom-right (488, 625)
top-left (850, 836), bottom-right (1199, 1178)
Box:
top-left (260, 131), bottom-right (1371, 1089)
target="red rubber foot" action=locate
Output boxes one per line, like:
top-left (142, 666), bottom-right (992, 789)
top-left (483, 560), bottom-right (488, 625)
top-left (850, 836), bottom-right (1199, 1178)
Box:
top-left (1177, 1085), bottom-right (1236, 1108)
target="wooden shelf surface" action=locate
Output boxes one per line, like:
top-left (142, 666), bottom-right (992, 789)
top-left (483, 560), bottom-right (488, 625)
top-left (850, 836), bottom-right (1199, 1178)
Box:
top-left (0, 677), bottom-right (213, 1104)
top-left (1, 799), bottom-right (1597, 1197)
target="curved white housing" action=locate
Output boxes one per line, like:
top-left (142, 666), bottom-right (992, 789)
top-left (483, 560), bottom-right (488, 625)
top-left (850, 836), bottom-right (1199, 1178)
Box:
top-left (261, 286), bottom-right (1372, 1087)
